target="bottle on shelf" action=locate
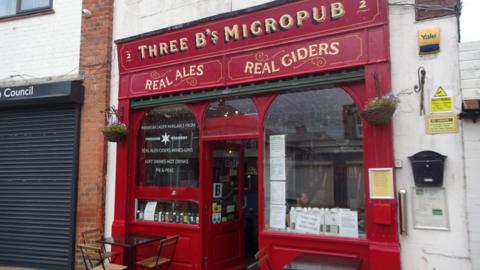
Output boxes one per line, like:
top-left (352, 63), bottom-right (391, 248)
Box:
top-left (182, 212), bottom-right (188, 224)
top-left (165, 212), bottom-right (171, 223)
top-left (136, 210), bottom-right (142, 220)
top-left (176, 212), bottom-right (182, 223)
top-left (189, 212), bottom-right (194, 224)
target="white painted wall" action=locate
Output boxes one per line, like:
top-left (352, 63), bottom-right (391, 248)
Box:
top-left (109, 1), bottom-right (473, 269)
top-left (0, 1), bottom-right (83, 86)
top-left (460, 42), bottom-right (480, 100)
top-left (390, 1), bottom-right (471, 269)
top-left (112, 0), bottom-right (275, 41)
top-left (460, 41), bottom-right (480, 270)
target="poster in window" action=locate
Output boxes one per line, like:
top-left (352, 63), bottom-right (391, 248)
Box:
top-left (296, 212), bottom-right (321, 234)
top-left (269, 135), bottom-right (286, 157)
top-left (213, 183), bottom-right (222, 198)
top-left (269, 204), bottom-right (286, 229)
top-left (143, 201), bottom-right (158, 221)
top-left (270, 157), bottom-right (286, 180)
top-left (139, 106), bottom-right (199, 187)
top-left (369, 168), bottom-right (394, 199)
top-left (270, 181), bottom-right (286, 204)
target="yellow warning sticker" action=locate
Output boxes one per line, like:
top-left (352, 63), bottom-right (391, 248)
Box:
top-left (431, 97), bottom-right (452, 113)
top-left (433, 86), bottom-right (448, 97)
top-left (425, 114), bottom-right (458, 134)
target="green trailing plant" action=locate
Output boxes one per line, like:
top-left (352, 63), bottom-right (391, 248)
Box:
top-left (361, 94), bottom-right (399, 125)
top-left (364, 94), bottom-right (399, 111)
top-left (103, 106), bottom-right (127, 142)
top-left (103, 123), bottom-right (127, 135)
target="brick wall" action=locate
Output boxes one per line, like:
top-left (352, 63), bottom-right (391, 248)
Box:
top-left (415, 0), bottom-right (459, 21)
top-left (76, 0), bottom-right (113, 268)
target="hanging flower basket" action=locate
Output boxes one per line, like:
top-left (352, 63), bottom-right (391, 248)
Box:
top-left (103, 124), bottom-right (127, 142)
top-left (103, 106), bottom-right (127, 142)
top-left (361, 95), bottom-right (398, 125)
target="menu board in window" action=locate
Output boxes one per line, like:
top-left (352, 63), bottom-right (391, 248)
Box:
top-left (139, 105), bottom-right (199, 187)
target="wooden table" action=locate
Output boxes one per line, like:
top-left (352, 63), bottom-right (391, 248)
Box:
top-left (98, 234), bottom-right (165, 270)
top-left (283, 253), bottom-right (361, 270)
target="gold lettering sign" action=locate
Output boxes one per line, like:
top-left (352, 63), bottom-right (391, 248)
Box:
top-left (136, 2), bottom-right (348, 61)
top-left (144, 64), bottom-right (205, 91)
top-left (243, 42), bottom-right (340, 75)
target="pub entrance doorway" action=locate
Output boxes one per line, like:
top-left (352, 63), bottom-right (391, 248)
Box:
top-left (203, 139), bottom-right (259, 270)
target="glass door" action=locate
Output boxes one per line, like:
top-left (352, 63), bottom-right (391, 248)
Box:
top-left (204, 141), bottom-right (245, 270)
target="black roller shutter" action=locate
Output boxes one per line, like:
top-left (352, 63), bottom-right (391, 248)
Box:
top-left (0, 105), bottom-right (80, 270)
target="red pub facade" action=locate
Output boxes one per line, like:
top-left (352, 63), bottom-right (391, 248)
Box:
top-left (113, 0), bottom-right (400, 269)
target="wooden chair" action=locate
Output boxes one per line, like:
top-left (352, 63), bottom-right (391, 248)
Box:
top-left (255, 248), bottom-right (272, 270)
top-left (79, 244), bottom-right (127, 270)
top-left (136, 235), bottom-right (180, 270)
top-left (82, 229), bottom-right (120, 263)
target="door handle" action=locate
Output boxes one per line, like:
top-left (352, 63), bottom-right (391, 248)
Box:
top-left (398, 189), bottom-right (408, 236)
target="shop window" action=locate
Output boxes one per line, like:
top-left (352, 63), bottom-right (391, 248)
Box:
top-left (0, 0), bottom-right (52, 18)
top-left (204, 97), bottom-right (258, 136)
top-left (135, 199), bottom-right (199, 225)
top-left (138, 104), bottom-right (199, 187)
top-left (263, 88), bottom-right (365, 238)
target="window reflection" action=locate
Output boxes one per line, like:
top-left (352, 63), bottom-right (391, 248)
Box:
top-left (264, 88), bottom-right (365, 238)
top-left (0, 0), bottom-right (16, 16)
top-left (0, 0), bottom-right (51, 17)
top-left (204, 97), bottom-right (258, 136)
top-left (21, 0), bottom-right (50, 10)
